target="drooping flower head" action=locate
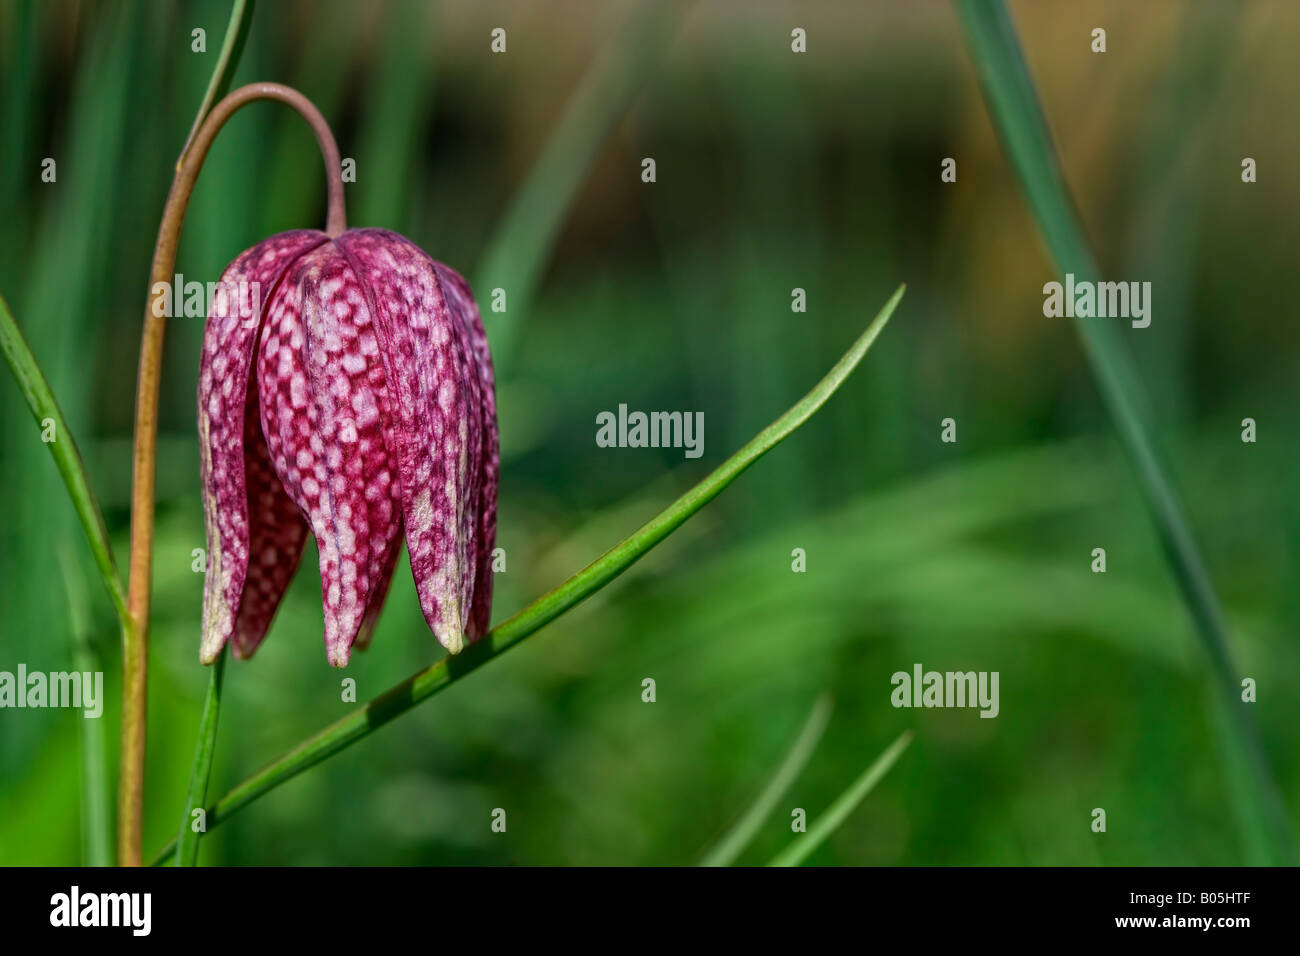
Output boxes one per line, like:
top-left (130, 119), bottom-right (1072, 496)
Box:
top-left (197, 228), bottom-right (498, 667)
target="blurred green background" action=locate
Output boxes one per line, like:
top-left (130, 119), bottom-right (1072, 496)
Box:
top-left (2, 0), bottom-right (1298, 865)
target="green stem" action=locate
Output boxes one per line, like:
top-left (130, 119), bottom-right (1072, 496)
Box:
top-left (148, 284), bottom-right (905, 864)
top-left (175, 648), bottom-right (227, 867)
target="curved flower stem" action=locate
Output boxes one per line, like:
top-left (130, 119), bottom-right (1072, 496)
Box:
top-left (121, 82), bottom-right (346, 866)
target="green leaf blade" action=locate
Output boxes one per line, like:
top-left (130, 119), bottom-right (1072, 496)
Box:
top-left (699, 694), bottom-right (834, 867)
top-left (767, 730), bottom-right (914, 868)
top-left (954, 0), bottom-right (1295, 864)
top-left (0, 294), bottom-right (128, 625)
top-left (59, 545), bottom-right (112, 868)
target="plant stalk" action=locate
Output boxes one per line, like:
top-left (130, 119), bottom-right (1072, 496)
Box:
top-left (175, 647), bottom-right (227, 866)
top-left (121, 81), bottom-right (346, 866)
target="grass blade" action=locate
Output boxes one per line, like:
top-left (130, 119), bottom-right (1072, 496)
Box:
top-left (475, 0), bottom-right (685, 373)
top-left (174, 648), bottom-right (227, 867)
top-left (767, 730), bottom-right (914, 867)
top-left (0, 293), bottom-right (128, 625)
top-left (954, 0), bottom-right (1295, 865)
top-left (148, 284), bottom-right (905, 863)
top-left (60, 545), bottom-right (112, 867)
top-left (178, 0), bottom-right (256, 169)
top-left (699, 693), bottom-right (833, 867)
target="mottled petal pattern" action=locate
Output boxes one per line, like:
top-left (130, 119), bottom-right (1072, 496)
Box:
top-left (433, 262), bottom-right (498, 640)
top-left (198, 227), bottom-right (498, 667)
top-left (337, 229), bottom-right (486, 654)
top-left (230, 392), bottom-right (311, 660)
top-left (199, 230), bottom-right (327, 664)
top-left (257, 245), bottom-right (403, 667)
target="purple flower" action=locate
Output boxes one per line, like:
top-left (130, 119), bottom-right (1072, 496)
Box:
top-left (197, 229), bottom-right (498, 667)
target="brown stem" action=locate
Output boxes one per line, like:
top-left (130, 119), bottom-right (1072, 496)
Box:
top-left (120, 82), bottom-right (346, 866)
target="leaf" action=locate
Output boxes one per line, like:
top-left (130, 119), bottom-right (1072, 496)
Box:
top-left (767, 730), bottom-right (913, 867)
top-left (148, 283), bottom-right (906, 863)
top-left (0, 293), bottom-right (128, 625)
top-left (699, 693), bottom-right (833, 867)
top-left (954, 0), bottom-right (1295, 865)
